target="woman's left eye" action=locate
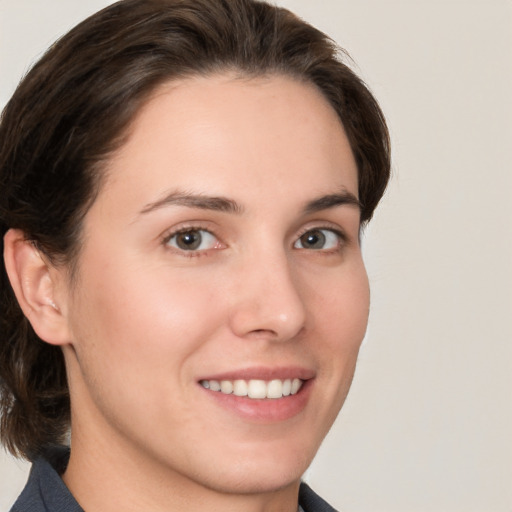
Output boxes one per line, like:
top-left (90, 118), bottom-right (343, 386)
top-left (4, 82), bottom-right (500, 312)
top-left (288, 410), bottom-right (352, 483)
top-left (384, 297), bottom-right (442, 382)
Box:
top-left (165, 229), bottom-right (220, 252)
top-left (293, 228), bottom-right (343, 250)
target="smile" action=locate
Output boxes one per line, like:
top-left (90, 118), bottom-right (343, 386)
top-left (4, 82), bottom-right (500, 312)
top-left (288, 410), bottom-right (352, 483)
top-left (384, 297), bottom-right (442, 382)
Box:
top-left (200, 378), bottom-right (303, 399)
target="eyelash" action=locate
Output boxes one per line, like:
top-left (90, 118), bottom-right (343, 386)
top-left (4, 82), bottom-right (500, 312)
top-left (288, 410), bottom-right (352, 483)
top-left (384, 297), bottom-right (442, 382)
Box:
top-left (161, 224), bottom-right (347, 257)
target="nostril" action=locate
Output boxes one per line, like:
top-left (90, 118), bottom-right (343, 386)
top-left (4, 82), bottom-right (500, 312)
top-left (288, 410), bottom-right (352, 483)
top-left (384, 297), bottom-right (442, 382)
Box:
top-left (247, 328), bottom-right (279, 338)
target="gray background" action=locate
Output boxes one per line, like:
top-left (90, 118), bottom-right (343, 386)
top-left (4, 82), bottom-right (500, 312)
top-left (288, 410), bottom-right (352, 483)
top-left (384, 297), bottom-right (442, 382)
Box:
top-left (1, 1), bottom-right (511, 510)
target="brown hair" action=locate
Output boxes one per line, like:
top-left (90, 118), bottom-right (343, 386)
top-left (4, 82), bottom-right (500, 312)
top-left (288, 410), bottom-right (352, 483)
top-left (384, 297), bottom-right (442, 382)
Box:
top-left (0, 0), bottom-right (390, 460)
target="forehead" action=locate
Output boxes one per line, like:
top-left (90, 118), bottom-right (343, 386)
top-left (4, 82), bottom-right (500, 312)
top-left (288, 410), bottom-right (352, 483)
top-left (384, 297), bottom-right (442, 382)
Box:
top-left (97, 73), bottom-right (358, 214)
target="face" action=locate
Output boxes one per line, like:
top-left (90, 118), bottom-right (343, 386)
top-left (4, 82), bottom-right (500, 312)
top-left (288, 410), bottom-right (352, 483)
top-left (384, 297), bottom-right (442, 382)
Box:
top-left (60, 74), bottom-right (369, 496)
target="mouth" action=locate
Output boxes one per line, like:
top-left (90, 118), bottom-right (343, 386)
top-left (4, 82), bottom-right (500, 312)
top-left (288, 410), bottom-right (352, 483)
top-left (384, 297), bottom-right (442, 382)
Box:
top-left (197, 368), bottom-right (314, 422)
top-left (199, 378), bottom-right (303, 400)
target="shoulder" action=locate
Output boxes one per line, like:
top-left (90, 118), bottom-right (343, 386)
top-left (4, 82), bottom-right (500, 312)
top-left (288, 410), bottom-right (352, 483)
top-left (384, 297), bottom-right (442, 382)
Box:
top-left (299, 482), bottom-right (340, 512)
top-left (10, 447), bottom-right (83, 512)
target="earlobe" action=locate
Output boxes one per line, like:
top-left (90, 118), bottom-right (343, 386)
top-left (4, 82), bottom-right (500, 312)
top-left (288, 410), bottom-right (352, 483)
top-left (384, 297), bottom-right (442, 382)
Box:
top-left (3, 229), bottom-right (71, 346)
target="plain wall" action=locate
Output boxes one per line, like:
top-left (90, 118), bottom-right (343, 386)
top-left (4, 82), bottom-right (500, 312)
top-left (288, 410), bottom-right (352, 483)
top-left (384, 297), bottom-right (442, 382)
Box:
top-left (1, 1), bottom-right (511, 510)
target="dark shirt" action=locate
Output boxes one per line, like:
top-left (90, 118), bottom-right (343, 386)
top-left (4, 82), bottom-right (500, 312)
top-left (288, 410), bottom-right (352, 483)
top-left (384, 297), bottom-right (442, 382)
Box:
top-left (10, 446), bottom-right (338, 512)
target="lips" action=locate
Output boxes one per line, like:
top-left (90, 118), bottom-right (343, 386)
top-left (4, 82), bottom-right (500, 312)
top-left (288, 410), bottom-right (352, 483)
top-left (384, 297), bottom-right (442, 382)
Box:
top-left (200, 378), bottom-right (303, 399)
top-left (197, 367), bottom-right (314, 423)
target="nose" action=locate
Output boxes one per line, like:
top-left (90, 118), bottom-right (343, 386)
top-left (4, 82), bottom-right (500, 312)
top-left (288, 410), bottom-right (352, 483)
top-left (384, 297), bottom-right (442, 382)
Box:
top-left (228, 251), bottom-right (307, 342)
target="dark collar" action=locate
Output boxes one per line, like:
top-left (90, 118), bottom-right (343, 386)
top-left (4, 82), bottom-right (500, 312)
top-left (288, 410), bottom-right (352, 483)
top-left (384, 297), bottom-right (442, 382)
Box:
top-left (10, 446), bottom-right (83, 512)
top-left (299, 482), bottom-right (339, 512)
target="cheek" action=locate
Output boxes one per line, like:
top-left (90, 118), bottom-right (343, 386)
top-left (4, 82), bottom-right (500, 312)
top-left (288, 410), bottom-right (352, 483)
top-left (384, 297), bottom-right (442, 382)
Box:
top-left (64, 260), bottom-right (230, 443)
top-left (311, 260), bottom-right (370, 379)
top-left (67, 257), bottom-right (226, 389)
top-left (313, 259), bottom-right (369, 337)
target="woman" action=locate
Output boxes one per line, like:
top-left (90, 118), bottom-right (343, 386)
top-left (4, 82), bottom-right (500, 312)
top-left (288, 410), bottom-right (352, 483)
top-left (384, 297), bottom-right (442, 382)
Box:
top-left (0, 0), bottom-right (390, 510)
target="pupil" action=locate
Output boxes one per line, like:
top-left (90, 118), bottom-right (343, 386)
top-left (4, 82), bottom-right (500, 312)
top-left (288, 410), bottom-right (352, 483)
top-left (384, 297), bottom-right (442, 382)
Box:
top-left (302, 230), bottom-right (325, 249)
top-left (177, 231), bottom-right (201, 250)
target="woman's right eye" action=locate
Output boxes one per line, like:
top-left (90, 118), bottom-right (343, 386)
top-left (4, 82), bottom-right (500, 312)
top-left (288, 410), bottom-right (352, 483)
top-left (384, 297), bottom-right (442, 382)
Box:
top-left (165, 229), bottom-right (221, 252)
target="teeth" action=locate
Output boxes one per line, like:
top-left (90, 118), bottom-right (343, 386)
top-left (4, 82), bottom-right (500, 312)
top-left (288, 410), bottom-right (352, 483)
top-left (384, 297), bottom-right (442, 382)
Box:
top-left (282, 379), bottom-right (292, 397)
top-left (233, 379), bottom-right (248, 396)
top-left (209, 380), bottom-right (221, 392)
top-left (200, 378), bottom-right (303, 399)
top-left (291, 378), bottom-right (302, 395)
top-left (220, 380), bottom-right (233, 394)
top-left (267, 379), bottom-right (284, 399)
top-left (248, 379), bottom-right (266, 399)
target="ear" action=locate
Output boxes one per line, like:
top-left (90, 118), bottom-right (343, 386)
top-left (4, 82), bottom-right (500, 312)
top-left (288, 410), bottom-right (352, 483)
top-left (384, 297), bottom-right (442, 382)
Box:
top-left (3, 229), bottom-right (71, 346)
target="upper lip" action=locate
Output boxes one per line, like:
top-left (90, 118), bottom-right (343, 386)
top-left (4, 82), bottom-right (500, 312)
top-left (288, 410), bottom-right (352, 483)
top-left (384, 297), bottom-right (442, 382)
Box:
top-left (198, 366), bottom-right (315, 382)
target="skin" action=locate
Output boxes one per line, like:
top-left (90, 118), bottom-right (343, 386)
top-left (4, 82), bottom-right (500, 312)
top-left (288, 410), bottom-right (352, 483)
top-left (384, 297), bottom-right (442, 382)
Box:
top-left (32, 74), bottom-right (369, 511)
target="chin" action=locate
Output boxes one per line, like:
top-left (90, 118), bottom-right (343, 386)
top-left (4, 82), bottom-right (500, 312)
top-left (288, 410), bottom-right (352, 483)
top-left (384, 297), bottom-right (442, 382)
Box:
top-left (200, 465), bottom-right (304, 497)
top-left (193, 442), bottom-right (314, 496)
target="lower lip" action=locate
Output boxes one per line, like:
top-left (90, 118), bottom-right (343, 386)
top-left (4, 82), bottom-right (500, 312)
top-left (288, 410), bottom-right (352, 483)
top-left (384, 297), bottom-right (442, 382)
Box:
top-left (199, 379), bottom-right (313, 422)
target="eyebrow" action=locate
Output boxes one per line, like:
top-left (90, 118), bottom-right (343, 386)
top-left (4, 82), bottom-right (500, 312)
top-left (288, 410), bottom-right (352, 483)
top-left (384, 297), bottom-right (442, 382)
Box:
top-left (138, 188), bottom-right (361, 217)
top-left (303, 191), bottom-right (362, 214)
top-left (139, 191), bottom-right (244, 215)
